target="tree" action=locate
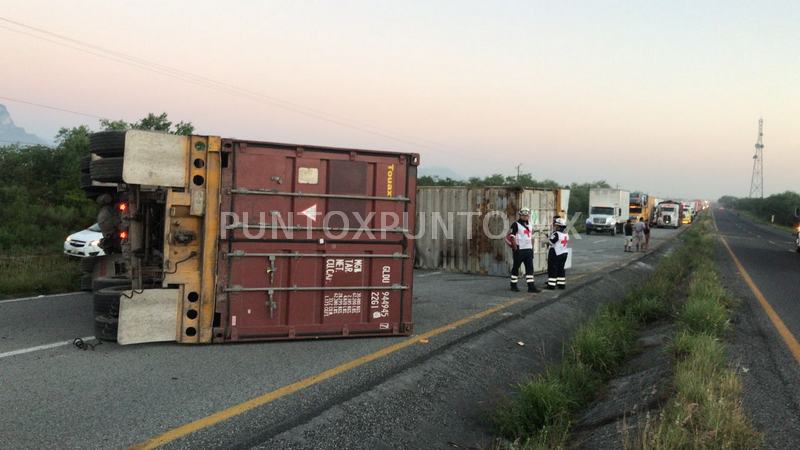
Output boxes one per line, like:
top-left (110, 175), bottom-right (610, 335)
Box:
top-left (99, 112), bottom-right (194, 135)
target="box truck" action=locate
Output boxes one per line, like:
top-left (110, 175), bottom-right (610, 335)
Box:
top-left (81, 130), bottom-right (419, 345)
top-left (586, 188), bottom-right (630, 235)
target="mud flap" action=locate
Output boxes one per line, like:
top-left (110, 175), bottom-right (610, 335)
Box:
top-left (117, 289), bottom-right (179, 345)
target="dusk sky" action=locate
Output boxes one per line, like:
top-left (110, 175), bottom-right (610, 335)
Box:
top-left (2, 0), bottom-right (799, 200)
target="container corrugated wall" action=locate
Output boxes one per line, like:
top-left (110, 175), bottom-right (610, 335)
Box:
top-left (415, 187), bottom-right (559, 276)
top-left (215, 139), bottom-right (419, 342)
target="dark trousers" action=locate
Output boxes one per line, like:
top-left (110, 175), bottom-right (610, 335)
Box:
top-left (510, 248), bottom-right (534, 285)
top-left (547, 249), bottom-right (568, 288)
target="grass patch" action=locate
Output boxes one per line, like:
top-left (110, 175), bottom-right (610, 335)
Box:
top-left (491, 227), bottom-right (698, 448)
top-left (639, 216), bottom-right (762, 449)
top-left (0, 253), bottom-right (81, 298)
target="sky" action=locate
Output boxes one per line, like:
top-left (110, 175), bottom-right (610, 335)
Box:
top-left (1, 0), bottom-right (799, 200)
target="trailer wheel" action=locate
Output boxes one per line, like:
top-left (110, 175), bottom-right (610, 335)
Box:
top-left (94, 314), bottom-right (118, 342)
top-left (80, 155), bottom-right (91, 173)
top-left (90, 131), bottom-right (126, 157)
top-left (90, 157), bottom-right (124, 183)
top-left (93, 285), bottom-right (130, 317)
top-left (80, 273), bottom-right (93, 291)
top-left (92, 276), bottom-right (131, 292)
top-left (79, 257), bottom-right (96, 273)
top-left (80, 171), bottom-right (93, 189)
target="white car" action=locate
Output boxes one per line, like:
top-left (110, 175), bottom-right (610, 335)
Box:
top-left (64, 224), bottom-right (105, 258)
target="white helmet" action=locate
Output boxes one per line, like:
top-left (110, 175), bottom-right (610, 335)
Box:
top-left (518, 207), bottom-right (531, 216)
top-left (554, 217), bottom-right (567, 227)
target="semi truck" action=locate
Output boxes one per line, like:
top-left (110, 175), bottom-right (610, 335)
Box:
top-left (81, 130), bottom-right (419, 345)
top-left (585, 188), bottom-right (630, 235)
top-left (629, 192), bottom-right (653, 223)
top-left (655, 201), bottom-right (681, 228)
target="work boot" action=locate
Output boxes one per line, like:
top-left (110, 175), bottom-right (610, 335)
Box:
top-left (558, 285), bottom-right (566, 290)
top-left (546, 284), bottom-right (556, 290)
top-left (527, 283), bottom-right (541, 293)
top-left (510, 283), bottom-right (519, 292)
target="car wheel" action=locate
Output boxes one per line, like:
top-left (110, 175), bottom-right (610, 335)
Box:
top-left (90, 131), bottom-right (126, 157)
top-left (94, 314), bottom-right (118, 342)
top-left (90, 157), bottom-right (124, 183)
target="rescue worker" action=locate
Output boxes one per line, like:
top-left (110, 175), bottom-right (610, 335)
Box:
top-left (508, 207), bottom-right (540, 293)
top-left (547, 216), bottom-right (569, 290)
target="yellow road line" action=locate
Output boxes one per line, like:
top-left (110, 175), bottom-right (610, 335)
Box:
top-left (129, 296), bottom-right (527, 449)
top-left (713, 211), bottom-right (800, 364)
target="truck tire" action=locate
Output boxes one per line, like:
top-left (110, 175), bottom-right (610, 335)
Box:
top-left (611, 226), bottom-right (617, 236)
top-left (94, 285), bottom-right (130, 317)
top-left (83, 186), bottom-right (114, 200)
top-left (80, 155), bottom-right (91, 173)
top-left (94, 314), bottom-right (118, 342)
top-left (80, 171), bottom-right (93, 189)
top-left (79, 257), bottom-right (96, 273)
top-left (92, 276), bottom-right (131, 292)
top-left (90, 131), bottom-right (126, 157)
top-left (80, 273), bottom-right (93, 291)
top-left (585, 228), bottom-right (591, 235)
top-left (90, 157), bottom-right (124, 183)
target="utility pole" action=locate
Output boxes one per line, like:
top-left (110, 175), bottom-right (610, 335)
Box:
top-left (515, 164), bottom-right (522, 183)
top-left (749, 118), bottom-right (764, 198)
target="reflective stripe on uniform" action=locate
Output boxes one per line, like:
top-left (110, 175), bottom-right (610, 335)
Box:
top-left (510, 276), bottom-right (518, 282)
top-left (547, 278), bottom-right (556, 286)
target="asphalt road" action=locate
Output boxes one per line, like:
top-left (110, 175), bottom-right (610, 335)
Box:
top-left (0, 227), bottom-right (679, 450)
top-left (712, 207), bottom-right (800, 448)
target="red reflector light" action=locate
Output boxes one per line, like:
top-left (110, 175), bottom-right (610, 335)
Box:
top-left (119, 230), bottom-right (128, 240)
top-left (117, 202), bottom-right (128, 212)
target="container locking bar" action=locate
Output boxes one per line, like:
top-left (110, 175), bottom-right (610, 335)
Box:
top-left (228, 251), bottom-right (408, 259)
top-left (230, 188), bottom-right (410, 202)
top-left (225, 285), bottom-right (408, 293)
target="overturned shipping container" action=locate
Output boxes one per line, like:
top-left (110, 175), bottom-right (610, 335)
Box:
top-left (83, 130), bottom-right (419, 345)
top-left (414, 187), bottom-right (568, 276)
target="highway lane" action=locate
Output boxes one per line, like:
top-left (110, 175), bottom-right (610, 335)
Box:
top-left (713, 208), bottom-right (800, 339)
top-left (713, 207), bottom-right (800, 448)
top-left (0, 227), bottom-right (679, 449)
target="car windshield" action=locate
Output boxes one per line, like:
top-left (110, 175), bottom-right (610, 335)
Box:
top-left (89, 223), bottom-right (101, 232)
top-left (661, 207), bottom-right (675, 212)
top-left (591, 207), bottom-right (614, 215)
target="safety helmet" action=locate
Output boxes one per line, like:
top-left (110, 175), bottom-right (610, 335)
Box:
top-left (518, 207), bottom-right (531, 216)
top-left (554, 217), bottom-right (567, 227)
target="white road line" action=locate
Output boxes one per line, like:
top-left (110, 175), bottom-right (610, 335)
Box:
top-left (0, 336), bottom-right (96, 359)
top-left (593, 240), bottom-right (608, 244)
top-left (0, 291), bottom-right (84, 304)
top-left (417, 271), bottom-right (442, 278)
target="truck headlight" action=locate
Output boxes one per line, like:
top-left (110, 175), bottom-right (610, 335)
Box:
top-left (89, 240), bottom-right (100, 247)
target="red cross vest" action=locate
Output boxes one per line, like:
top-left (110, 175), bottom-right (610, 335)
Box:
top-left (550, 231), bottom-right (569, 256)
top-left (513, 221), bottom-right (533, 250)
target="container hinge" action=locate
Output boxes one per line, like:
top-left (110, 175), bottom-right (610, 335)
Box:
top-left (266, 289), bottom-right (277, 319)
top-left (266, 255), bottom-right (276, 284)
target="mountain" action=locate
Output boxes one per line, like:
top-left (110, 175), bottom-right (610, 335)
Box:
top-left (0, 104), bottom-right (49, 146)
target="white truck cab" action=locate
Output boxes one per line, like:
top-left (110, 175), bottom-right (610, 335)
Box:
top-left (656, 202), bottom-right (681, 228)
top-left (586, 189), bottom-right (630, 235)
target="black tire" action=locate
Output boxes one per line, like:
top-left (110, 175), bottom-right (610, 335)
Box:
top-left (90, 131), bottom-right (126, 157)
top-left (585, 229), bottom-right (591, 235)
top-left (90, 157), bottom-right (124, 183)
top-left (80, 171), bottom-right (93, 189)
top-left (80, 273), bottom-right (93, 291)
top-left (92, 276), bottom-right (131, 292)
top-left (94, 314), bottom-right (118, 342)
top-left (80, 155), bottom-right (91, 173)
top-left (611, 226), bottom-right (617, 236)
top-left (83, 186), bottom-right (115, 200)
top-left (79, 257), bottom-right (96, 273)
top-left (94, 285), bottom-right (130, 317)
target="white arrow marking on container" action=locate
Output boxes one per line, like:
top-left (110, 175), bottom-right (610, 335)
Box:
top-left (300, 205), bottom-right (318, 222)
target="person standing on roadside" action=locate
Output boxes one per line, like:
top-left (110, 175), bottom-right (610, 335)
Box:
top-left (547, 217), bottom-right (569, 290)
top-left (634, 217), bottom-right (646, 252)
top-left (623, 218), bottom-right (634, 252)
top-left (507, 207), bottom-right (540, 293)
top-left (643, 217), bottom-right (651, 251)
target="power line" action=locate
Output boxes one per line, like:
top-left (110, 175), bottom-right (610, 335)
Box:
top-left (0, 95), bottom-right (103, 120)
top-left (0, 16), bottom-right (448, 152)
